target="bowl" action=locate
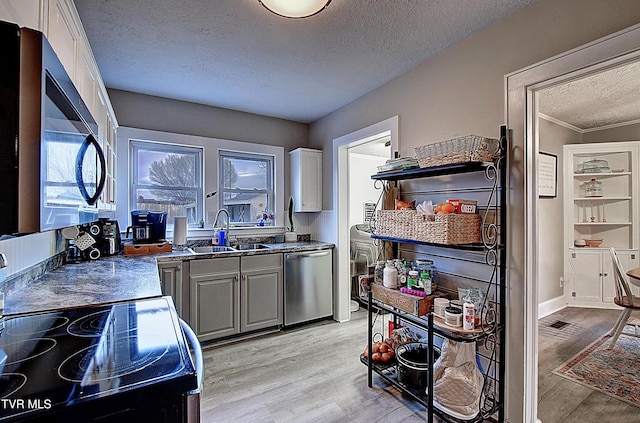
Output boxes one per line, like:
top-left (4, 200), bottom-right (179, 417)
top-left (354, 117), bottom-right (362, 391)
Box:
top-left (574, 239), bottom-right (586, 247)
top-left (585, 239), bottom-right (603, 247)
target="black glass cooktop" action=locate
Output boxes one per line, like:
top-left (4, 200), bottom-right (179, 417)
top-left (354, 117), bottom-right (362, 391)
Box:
top-left (0, 297), bottom-right (196, 421)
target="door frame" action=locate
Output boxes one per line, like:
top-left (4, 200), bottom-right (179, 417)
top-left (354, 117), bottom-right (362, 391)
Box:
top-left (506, 23), bottom-right (640, 422)
top-left (332, 116), bottom-right (398, 322)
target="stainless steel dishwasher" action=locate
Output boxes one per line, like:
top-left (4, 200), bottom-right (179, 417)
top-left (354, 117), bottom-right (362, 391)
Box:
top-left (284, 249), bottom-right (333, 326)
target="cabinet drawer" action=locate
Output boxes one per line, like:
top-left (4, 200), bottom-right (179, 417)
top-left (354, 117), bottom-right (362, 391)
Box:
top-left (241, 254), bottom-right (283, 270)
top-left (190, 257), bottom-right (240, 276)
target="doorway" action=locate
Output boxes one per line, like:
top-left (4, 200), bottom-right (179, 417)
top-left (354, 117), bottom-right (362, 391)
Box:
top-left (332, 116), bottom-right (398, 322)
top-left (506, 24), bottom-right (640, 422)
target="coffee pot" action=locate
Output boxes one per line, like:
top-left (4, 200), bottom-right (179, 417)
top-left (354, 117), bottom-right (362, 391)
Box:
top-left (127, 210), bottom-right (167, 243)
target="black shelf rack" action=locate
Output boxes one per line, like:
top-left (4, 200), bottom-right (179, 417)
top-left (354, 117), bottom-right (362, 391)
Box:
top-left (362, 125), bottom-right (508, 423)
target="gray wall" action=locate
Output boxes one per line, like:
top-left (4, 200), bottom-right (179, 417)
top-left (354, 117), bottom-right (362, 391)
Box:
top-left (108, 89), bottom-right (309, 201)
top-left (308, 0), bottom-right (640, 421)
top-left (538, 119), bottom-right (580, 305)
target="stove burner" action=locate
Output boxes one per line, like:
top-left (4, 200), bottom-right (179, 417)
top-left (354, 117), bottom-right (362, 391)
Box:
top-left (66, 310), bottom-right (111, 337)
top-left (0, 373), bottom-right (27, 398)
top-left (58, 336), bottom-right (170, 383)
top-left (6, 316), bottom-right (69, 336)
top-left (4, 338), bottom-right (57, 366)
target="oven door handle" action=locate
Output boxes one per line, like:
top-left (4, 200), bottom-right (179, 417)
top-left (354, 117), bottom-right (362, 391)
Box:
top-left (179, 318), bottom-right (203, 394)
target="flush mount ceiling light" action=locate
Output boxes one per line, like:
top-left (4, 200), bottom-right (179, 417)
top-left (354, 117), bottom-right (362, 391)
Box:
top-left (258, 0), bottom-right (331, 18)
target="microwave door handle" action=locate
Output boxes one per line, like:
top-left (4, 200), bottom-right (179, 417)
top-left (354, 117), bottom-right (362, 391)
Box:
top-left (75, 133), bottom-right (106, 206)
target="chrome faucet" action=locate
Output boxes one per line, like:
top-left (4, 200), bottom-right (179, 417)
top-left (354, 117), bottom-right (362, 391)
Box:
top-left (213, 209), bottom-right (230, 246)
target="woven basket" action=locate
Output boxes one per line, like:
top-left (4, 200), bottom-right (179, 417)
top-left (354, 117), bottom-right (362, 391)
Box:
top-left (413, 213), bottom-right (481, 245)
top-left (374, 210), bottom-right (416, 239)
top-left (414, 135), bottom-right (499, 168)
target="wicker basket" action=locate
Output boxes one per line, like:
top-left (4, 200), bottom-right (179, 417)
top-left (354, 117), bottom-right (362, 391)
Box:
top-left (413, 213), bottom-right (481, 245)
top-left (374, 210), bottom-right (416, 239)
top-left (414, 135), bottom-right (499, 168)
top-left (375, 210), bottom-right (482, 245)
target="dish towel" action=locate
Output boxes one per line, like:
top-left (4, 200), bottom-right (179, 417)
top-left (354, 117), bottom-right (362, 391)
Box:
top-left (431, 339), bottom-right (483, 417)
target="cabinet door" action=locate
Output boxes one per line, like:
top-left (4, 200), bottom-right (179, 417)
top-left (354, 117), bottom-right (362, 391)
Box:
top-left (291, 148), bottom-right (322, 212)
top-left (240, 255), bottom-right (283, 332)
top-left (567, 249), bottom-right (602, 305)
top-left (46, 0), bottom-right (79, 80)
top-left (0, 0), bottom-right (40, 29)
top-left (189, 258), bottom-right (240, 341)
top-left (158, 261), bottom-right (184, 318)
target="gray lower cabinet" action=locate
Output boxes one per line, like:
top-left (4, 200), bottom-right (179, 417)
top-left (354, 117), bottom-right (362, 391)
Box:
top-left (158, 261), bottom-right (186, 321)
top-left (240, 254), bottom-right (283, 332)
top-left (189, 257), bottom-right (241, 342)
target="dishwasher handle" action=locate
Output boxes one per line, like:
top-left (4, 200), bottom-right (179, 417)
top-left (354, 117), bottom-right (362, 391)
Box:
top-left (286, 251), bottom-right (331, 260)
top-left (180, 318), bottom-right (203, 395)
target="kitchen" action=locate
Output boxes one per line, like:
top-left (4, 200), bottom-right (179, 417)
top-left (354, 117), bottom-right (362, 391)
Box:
top-left (1, 0), bottom-right (640, 422)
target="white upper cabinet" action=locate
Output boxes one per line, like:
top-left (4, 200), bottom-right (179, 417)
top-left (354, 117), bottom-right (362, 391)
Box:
top-left (0, 0), bottom-right (41, 30)
top-left (290, 148), bottom-right (322, 212)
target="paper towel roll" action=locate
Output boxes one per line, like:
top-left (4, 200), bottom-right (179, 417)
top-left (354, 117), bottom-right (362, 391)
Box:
top-left (173, 216), bottom-right (187, 246)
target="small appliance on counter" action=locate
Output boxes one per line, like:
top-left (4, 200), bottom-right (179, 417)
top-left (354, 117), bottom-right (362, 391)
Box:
top-left (126, 210), bottom-right (167, 243)
top-left (63, 219), bottom-right (122, 262)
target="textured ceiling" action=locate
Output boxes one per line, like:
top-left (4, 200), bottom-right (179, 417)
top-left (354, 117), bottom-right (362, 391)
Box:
top-left (74, 0), bottom-right (538, 123)
top-left (538, 60), bottom-right (640, 130)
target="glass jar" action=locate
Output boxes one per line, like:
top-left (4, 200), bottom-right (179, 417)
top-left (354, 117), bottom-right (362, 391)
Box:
top-left (407, 270), bottom-right (419, 289)
top-left (383, 261), bottom-right (398, 289)
top-left (585, 178), bottom-right (603, 197)
top-left (419, 272), bottom-right (432, 295)
top-left (415, 259), bottom-right (438, 287)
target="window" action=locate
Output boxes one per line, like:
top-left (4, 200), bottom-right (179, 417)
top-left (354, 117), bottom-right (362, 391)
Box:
top-left (219, 150), bottom-right (274, 226)
top-left (130, 140), bottom-right (203, 225)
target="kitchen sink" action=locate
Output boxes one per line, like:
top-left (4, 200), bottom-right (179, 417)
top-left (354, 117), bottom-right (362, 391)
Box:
top-left (231, 243), bottom-right (271, 250)
top-left (188, 246), bottom-right (237, 254)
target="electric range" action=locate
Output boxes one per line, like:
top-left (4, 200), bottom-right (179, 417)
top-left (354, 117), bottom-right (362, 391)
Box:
top-left (0, 296), bottom-right (199, 422)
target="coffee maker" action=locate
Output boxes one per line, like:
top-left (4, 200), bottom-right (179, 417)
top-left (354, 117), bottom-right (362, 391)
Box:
top-left (127, 211), bottom-right (167, 243)
top-left (65, 218), bottom-right (121, 262)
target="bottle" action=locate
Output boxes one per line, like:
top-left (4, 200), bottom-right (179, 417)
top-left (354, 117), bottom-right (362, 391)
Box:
top-left (212, 229), bottom-right (220, 246)
top-left (218, 229), bottom-right (226, 247)
top-left (420, 272), bottom-right (432, 295)
top-left (463, 301), bottom-right (475, 331)
top-left (383, 261), bottom-right (398, 289)
top-left (374, 261), bottom-right (385, 285)
top-left (407, 270), bottom-right (419, 289)
top-left (400, 261), bottom-right (411, 286)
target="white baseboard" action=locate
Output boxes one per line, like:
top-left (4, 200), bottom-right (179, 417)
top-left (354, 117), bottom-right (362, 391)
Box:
top-left (538, 295), bottom-right (567, 319)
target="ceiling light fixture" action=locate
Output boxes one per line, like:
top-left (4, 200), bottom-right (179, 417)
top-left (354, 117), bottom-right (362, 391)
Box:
top-left (258, 0), bottom-right (331, 19)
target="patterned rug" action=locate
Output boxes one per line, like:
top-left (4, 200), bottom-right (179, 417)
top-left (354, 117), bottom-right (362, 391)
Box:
top-left (552, 325), bottom-right (640, 407)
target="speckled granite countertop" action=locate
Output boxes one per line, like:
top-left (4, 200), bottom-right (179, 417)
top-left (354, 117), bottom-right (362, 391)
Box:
top-left (4, 241), bottom-right (334, 315)
top-left (155, 241), bottom-right (335, 263)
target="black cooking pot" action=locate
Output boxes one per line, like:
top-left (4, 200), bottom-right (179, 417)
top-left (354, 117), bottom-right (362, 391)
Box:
top-left (396, 342), bottom-right (440, 391)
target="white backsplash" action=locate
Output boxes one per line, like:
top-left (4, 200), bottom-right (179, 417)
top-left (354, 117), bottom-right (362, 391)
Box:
top-left (0, 231), bottom-right (63, 278)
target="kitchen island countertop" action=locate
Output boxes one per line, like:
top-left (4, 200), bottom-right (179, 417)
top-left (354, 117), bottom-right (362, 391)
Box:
top-left (4, 241), bottom-right (334, 315)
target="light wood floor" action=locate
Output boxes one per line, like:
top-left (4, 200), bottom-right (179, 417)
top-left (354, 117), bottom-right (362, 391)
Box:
top-left (198, 307), bottom-right (638, 423)
top-left (199, 309), bottom-right (431, 423)
top-left (537, 307), bottom-right (639, 423)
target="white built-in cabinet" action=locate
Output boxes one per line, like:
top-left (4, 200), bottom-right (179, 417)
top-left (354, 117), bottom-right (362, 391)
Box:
top-left (290, 148), bottom-right (322, 212)
top-left (564, 142), bottom-right (640, 308)
top-left (1, 0), bottom-right (118, 211)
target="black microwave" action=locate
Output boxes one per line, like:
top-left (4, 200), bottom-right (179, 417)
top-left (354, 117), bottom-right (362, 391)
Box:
top-left (0, 21), bottom-right (106, 237)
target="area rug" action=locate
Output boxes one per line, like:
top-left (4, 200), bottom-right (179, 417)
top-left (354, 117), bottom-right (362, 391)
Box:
top-left (552, 325), bottom-right (640, 407)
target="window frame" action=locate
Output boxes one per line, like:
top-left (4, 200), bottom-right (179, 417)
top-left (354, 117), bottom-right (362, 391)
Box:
top-left (129, 139), bottom-right (204, 226)
top-left (218, 150), bottom-right (275, 227)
